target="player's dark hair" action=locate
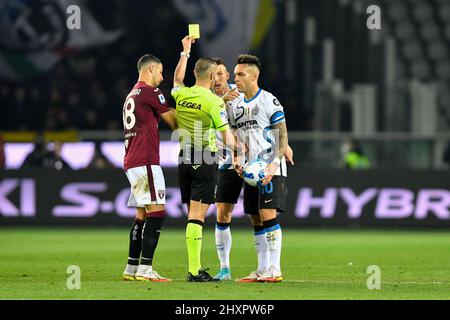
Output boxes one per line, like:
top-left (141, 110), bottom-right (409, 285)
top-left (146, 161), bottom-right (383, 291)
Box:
top-left (194, 57), bottom-right (217, 80)
top-left (211, 57), bottom-right (225, 66)
top-left (137, 54), bottom-right (161, 73)
top-left (236, 54), bottom-right (261, 71)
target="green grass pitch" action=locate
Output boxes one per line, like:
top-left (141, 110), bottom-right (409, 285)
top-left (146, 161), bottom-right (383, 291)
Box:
top-left (1, 227), bottom-right (449, 299)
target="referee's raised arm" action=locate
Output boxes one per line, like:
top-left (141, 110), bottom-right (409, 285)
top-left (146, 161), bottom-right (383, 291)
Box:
top-left (170, 35), bottom-right (237, 282)
top-left (173, 36), bottom-right (195, 88)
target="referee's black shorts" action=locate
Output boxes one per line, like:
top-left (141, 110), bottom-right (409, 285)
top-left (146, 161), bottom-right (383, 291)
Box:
top-left (216, 169), bottom-right (244, 204)
top-left (178, 150), bottom-right (218, 204)
top-left (244, 175), bottom-right (287, 215)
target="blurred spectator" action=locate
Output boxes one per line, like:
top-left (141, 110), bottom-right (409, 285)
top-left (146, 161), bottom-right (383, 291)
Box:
top-left (22, 134), bottom-right (48, 168)
top-left (0, 135), bottom-right (5, 169)
top-left (44, 141), bottom-right (70, 170)
top-left (88, 143), bottom-right (115, 169)
top-left (443, 142), bottom-right (450, 169)
top-left (341, 139), bottom-right (371, 169)
top-left (0, 2), bottom-right (189, 132)
top-left (22, 135), bottom-right (70, 170)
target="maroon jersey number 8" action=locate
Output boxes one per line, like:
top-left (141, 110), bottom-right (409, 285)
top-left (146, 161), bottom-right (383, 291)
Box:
top-left (123, 97), bottom-right (136, 130)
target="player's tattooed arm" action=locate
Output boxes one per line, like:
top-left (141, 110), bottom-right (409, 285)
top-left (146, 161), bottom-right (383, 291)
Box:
top-left (273, 121), bottom-right (288, 161)
top-left (173, 36), bottom-right (195, 87)
top-left (261, 121), bottom-right (288, 186)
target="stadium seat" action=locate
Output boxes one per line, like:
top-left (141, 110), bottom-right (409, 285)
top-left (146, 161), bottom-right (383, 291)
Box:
top-left (420, 22), bottom-right (440, 42)
top-left (436, 60), bottom-right (450, 80)
top-left (396, 21), bottom-right (416, 42)
top-left (445, 24), bottom-right (450, 41)
top-left (403, 40), bottom-right (424, 61)
top-left (410, 59), bottom-right (432, 80)
top-left (388, 1), bottom-right (408, 21)
top-left (438, 3), bottom-right (450, 22)
top-left (412, 2), bottom-right (434, 22)
top-left (427, 40), bottom-right (448, 61)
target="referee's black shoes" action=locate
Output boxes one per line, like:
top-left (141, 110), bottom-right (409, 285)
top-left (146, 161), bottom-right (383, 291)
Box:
top-left (187, 268), bottom-right (221, 282)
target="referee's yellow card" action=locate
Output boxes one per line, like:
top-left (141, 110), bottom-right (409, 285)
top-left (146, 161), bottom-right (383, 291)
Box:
top-left (188, 24), bottom-right (200, 39)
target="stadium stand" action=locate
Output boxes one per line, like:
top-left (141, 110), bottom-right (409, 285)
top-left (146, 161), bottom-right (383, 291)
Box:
top-left (384, 0), bottom-right (450, 129)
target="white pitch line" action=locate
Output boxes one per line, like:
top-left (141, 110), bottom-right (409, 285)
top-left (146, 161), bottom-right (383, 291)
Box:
top-left (167, 279), bottom-right (449, 285)
top-left (286, 280), bottom-right (448, 285)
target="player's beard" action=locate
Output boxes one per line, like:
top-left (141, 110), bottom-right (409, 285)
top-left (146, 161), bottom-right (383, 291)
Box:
top-left (153, 76), bottom-right (160, 88)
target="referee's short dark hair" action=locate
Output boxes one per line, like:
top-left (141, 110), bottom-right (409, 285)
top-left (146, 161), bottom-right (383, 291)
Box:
top-left (194, 57), bottom-right (217, 80)
top-left (137, 54), bottom-right (161, 73)
top-left (237, 54), bottom-right (261, 71)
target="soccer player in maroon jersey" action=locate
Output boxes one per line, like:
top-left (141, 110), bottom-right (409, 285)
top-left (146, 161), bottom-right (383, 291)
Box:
top-left (121, 54), bottom-right (177, 282)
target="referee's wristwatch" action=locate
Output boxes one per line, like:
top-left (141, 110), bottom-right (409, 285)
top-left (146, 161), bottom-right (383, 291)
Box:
top-left (180, 51), bottom-right (190, 58)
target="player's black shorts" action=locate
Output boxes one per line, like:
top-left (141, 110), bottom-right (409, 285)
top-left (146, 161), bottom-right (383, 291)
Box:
top-left (216, 169), bottom-right (244, 204)
top-left (178, 150), bottom-right (218, 204)
top-left (244, 176), bottom-right (287, 215)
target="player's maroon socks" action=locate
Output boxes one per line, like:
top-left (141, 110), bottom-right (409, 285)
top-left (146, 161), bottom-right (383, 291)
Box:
top-left (127, 218), bottom-right (145, 265)
top-left (140, 210), bottom-right (166, 266)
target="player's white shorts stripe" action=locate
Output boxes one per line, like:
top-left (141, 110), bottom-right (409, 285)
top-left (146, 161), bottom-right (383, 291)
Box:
top-left (126, 165), bottom-right (166, 207)
top-left (146, 165), bottom-right (157, 202)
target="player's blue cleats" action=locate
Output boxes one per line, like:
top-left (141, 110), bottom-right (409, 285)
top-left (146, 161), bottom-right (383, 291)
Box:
top-left (214, 268), bottom-right (232, 281)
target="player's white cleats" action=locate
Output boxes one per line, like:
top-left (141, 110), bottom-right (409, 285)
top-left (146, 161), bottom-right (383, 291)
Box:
top-left (235, 269), bottom-right (265, 283)
top-left (135, 265), bottom-right (172, 282)
top-left (257, 265), bottom-right (283, 283)
top-left (122, 264), bottom-right (139, 281)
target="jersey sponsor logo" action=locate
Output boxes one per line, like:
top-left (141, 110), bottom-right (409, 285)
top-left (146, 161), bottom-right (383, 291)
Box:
top-left (192, 165), bottom-right (201, 170)
top-left (236, 120), bottom-right (258, 128)
top-left (264, 199), bottom-right (273, 203)
top-left (158, 94), bottom-right (166, 104)
top-left (178, 100), bottom-right (202, 110)
top-left (252, 105), bottom-right (259, 116)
